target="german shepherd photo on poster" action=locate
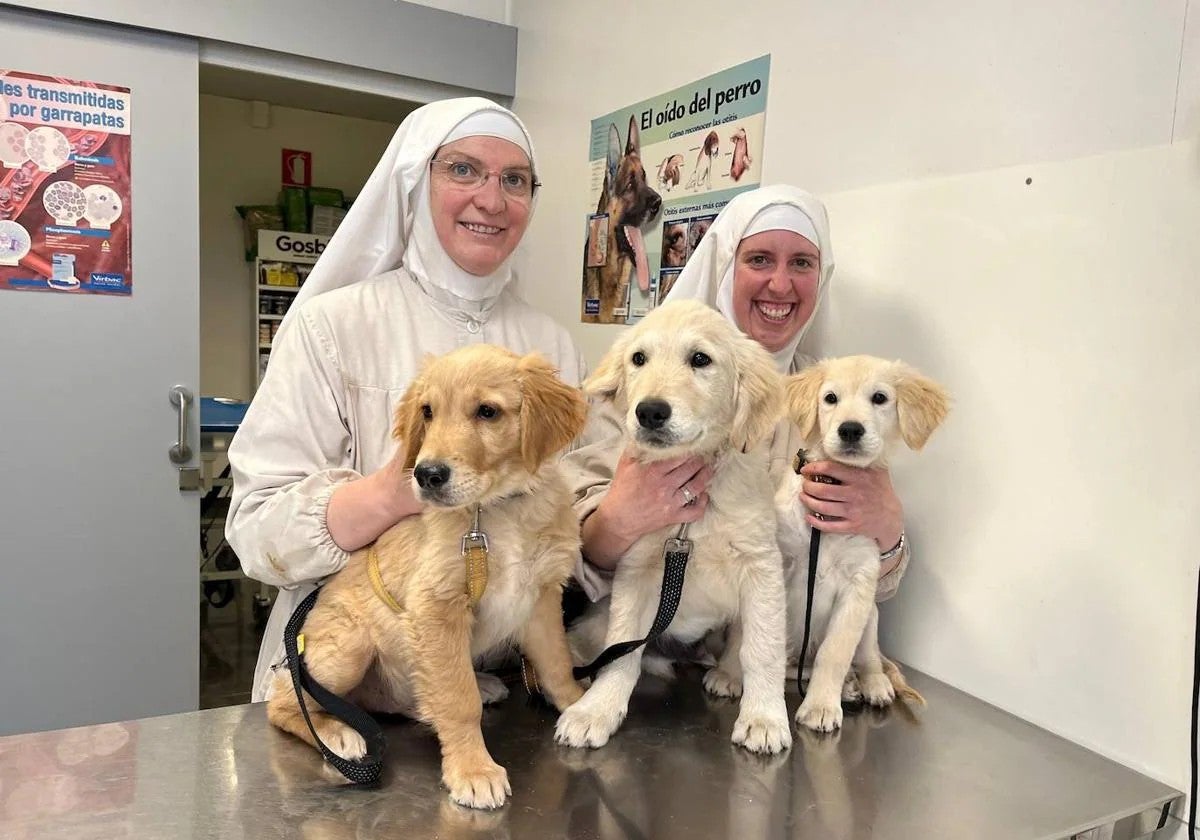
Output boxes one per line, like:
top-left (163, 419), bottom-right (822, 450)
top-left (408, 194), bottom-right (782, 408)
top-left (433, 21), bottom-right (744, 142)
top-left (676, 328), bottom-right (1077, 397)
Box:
top-left (581, 115), bottom-right (662, 325)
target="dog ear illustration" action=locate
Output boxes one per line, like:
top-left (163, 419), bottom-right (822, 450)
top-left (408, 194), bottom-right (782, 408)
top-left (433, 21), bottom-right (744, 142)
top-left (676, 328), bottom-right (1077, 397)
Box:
top-left (606, 122), bottom-right (621, 189)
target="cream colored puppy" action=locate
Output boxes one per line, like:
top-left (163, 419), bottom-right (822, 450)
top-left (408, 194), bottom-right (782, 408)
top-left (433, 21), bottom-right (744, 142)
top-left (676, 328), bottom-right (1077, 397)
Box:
top-left (267, 345), bottom-right (588, 809)
top-left (556, 299), bottom-right (792, 755)
top-left (776, 355), bottom-right (949, 732)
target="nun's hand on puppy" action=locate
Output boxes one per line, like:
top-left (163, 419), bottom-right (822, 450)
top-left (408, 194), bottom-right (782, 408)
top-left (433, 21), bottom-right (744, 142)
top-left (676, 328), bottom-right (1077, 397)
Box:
top-left (326, 456), bottom-right (424, 553)
top-left (581, 453), bottom-right (713, 572)
top-left (798, 460), bottom-right (904, 559)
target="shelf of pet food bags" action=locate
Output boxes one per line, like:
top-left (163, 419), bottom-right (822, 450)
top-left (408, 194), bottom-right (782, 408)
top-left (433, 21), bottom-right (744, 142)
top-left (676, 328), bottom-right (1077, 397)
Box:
top-left (237, 186), bottom-right (349, 262)
top-left (253, 230), bottom-right (331, 389)
top-left (239, 185), bottom-right (351, 388)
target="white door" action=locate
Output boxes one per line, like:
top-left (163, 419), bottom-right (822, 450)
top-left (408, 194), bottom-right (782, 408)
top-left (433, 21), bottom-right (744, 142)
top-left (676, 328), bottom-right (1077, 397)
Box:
top-left (0, 9), bottom-right (199, 734)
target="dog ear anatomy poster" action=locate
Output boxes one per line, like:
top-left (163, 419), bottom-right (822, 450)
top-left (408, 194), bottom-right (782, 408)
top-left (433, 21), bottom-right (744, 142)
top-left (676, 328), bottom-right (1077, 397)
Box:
top-left (0, 69), bottom-right (132, 296)
top-left (581, 55), bottom-right (769, 324)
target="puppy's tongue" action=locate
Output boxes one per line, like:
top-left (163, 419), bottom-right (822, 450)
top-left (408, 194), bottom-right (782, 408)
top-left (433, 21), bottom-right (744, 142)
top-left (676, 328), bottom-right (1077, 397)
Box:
top-left (624, 225), bottom-right (650, 293)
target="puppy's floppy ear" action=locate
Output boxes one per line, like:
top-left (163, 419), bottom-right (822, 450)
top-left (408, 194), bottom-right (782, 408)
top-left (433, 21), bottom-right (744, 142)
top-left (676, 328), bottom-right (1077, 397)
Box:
top-left (582, 331), bottom-right (631, 406)
top-left (894, 363), bottom-right (950, 450)
top-left (393, 373), bottom-right (428, 472)
top-left (785, 362), bottom-right (826, 445)
top-left (519, 354), bottom-right (589, 472)
top-left (730, 335), bottom-right (785, 452)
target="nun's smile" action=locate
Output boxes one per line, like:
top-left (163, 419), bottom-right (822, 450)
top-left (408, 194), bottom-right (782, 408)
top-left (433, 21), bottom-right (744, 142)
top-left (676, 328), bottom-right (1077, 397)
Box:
top-left (460, 221), bottom-right (505, 237)
top-left (731, 229), bottom-right (821, 353)
top-left (755, 301), bottom-right (795, 321)
top-left (430, 136), bottom-right (533, 276)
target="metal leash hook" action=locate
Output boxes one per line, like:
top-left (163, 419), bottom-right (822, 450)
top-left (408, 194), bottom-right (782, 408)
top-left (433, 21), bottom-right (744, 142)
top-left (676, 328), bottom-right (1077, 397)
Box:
top-left (462, 504), bottom-right (489, 609)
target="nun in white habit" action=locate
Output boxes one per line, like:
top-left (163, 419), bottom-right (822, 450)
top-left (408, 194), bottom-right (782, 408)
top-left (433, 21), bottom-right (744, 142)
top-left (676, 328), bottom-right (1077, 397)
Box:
top-left (565, 185), bottom-right (909, 604)
top-left (227, 97), bottom-right (585, 702)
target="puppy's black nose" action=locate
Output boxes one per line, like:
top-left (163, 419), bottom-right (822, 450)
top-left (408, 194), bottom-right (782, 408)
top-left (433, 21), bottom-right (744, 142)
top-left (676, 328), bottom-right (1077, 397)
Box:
top-left (635, 399), bottom-right (672, 431)
top-left (837, 422), bottom-right (865, 443)
top-left (413, 462), bottom-right (451, 489)
top-left (647, 194), bottom-right (662, 217)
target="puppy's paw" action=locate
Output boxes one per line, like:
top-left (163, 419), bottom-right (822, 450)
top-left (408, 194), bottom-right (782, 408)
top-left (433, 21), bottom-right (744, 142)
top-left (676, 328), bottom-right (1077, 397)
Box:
top-left (841, 672), bottom-right (863, 705)
top-left (554, 699), bottom-right (625, 749)
top-left (731, 711), bottom-right (792, 755)
top-left (641, 653), bottom-right (676, 680)
top-left (444, 758), bottom-right (510, 810)
top-left (320, 722), bottom-right (367, 762)
top-left (859, 671), bottom-right (895, 708)
top-left (476, 672), bottom-right (509, 705)
top-left (795, 695), bottom-right (843, 733)
top-left (703, 667), bottom-right (743, 699)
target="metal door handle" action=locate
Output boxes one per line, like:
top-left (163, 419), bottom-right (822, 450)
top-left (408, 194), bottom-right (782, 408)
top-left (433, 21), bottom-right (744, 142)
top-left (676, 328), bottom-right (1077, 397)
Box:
top-left (169, 385), bottom-right (193, 464)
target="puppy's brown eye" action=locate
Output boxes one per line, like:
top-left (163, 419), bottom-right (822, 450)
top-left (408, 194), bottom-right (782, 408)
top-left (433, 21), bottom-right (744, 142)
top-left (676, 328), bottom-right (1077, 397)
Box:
top-left (690, 351), bottom-right (712, 368)
top-left (421, 404), bottom-right (433, 420)
top-left (476, 404), bottom-right (499, 420)
top-left (631, 351), bottom-right (647, 367)
top-left (823, 392), bottom-right (838, 405)
top-left (872, 392), bottom-right (888, 405)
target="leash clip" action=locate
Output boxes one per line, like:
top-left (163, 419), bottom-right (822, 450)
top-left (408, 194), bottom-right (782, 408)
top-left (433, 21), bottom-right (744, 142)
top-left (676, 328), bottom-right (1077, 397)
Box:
top-left (462, 503), bottom-right (490, 554)
top-left (462, 504), bottom-right (490, 609)
top-left (662, 537), bottom-right (692, 559)
top-left (461, 530), bottom-right (489, 554)
top-left (793, 447), bottom-right (808, 475)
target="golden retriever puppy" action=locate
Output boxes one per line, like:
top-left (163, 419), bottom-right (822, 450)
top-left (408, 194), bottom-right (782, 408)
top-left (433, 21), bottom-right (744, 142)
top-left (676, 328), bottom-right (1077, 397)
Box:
top-left (267, 345), bottom-right (588, 809)
top-left (776, 355), bottom-right (949, 732)
top-left (556, 299), bottom-right (792, 755)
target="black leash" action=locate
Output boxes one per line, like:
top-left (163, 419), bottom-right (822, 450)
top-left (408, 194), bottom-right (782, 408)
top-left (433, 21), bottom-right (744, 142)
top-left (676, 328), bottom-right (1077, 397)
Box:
top-left (282, 587), bottom-right (386, 786)
top-left (1189, 557), bottom-right (1199, 837)
top-left (793, 448), bottom-right (829, 696)
top-left (574, 526), bottom-right (693, 681)
top-left (575, 450), bottom-right (826, 687)
top-left (796, 527), bottom-right (822, 695)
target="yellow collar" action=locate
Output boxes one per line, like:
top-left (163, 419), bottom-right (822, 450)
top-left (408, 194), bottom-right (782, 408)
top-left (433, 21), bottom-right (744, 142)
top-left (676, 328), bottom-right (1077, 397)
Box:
top-left (366, 506), bottom-right (491, 613)
top-left (367, 546), bottom-right (403, 613)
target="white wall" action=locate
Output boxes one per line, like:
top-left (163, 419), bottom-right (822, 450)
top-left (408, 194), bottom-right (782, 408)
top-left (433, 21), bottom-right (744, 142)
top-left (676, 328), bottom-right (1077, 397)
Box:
top-left (820, 140), bottom-right (1200, 799)
top-left (512, 0), bottom-right (1194, 365)
top-left (512, 0), bottom-right (1199, 804)
top-left (1179, 1), bottom-right (1200, 139)
top-left (405, 0), bottom-right (509, 23)
top-left (200, 95), bottom-right (399, 400)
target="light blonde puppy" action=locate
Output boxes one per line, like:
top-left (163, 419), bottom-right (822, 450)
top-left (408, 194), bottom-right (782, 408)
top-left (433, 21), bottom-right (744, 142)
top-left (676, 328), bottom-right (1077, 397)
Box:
top-left (777, 355), bottom-right (949, 732)
top-left (556, 299), bottom-right (792, 755)
top-left (267, 344), bottom-right (588, 809)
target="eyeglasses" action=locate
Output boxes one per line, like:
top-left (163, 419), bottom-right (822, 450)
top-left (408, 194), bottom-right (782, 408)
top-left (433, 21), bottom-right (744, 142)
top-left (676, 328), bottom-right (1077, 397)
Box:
top-left (430, 157), bottom-right (540, 202)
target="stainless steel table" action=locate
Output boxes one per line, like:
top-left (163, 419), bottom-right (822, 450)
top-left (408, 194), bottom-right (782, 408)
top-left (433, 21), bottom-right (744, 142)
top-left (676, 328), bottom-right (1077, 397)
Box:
top-left (0, 668), bottom-right (1184, 839)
